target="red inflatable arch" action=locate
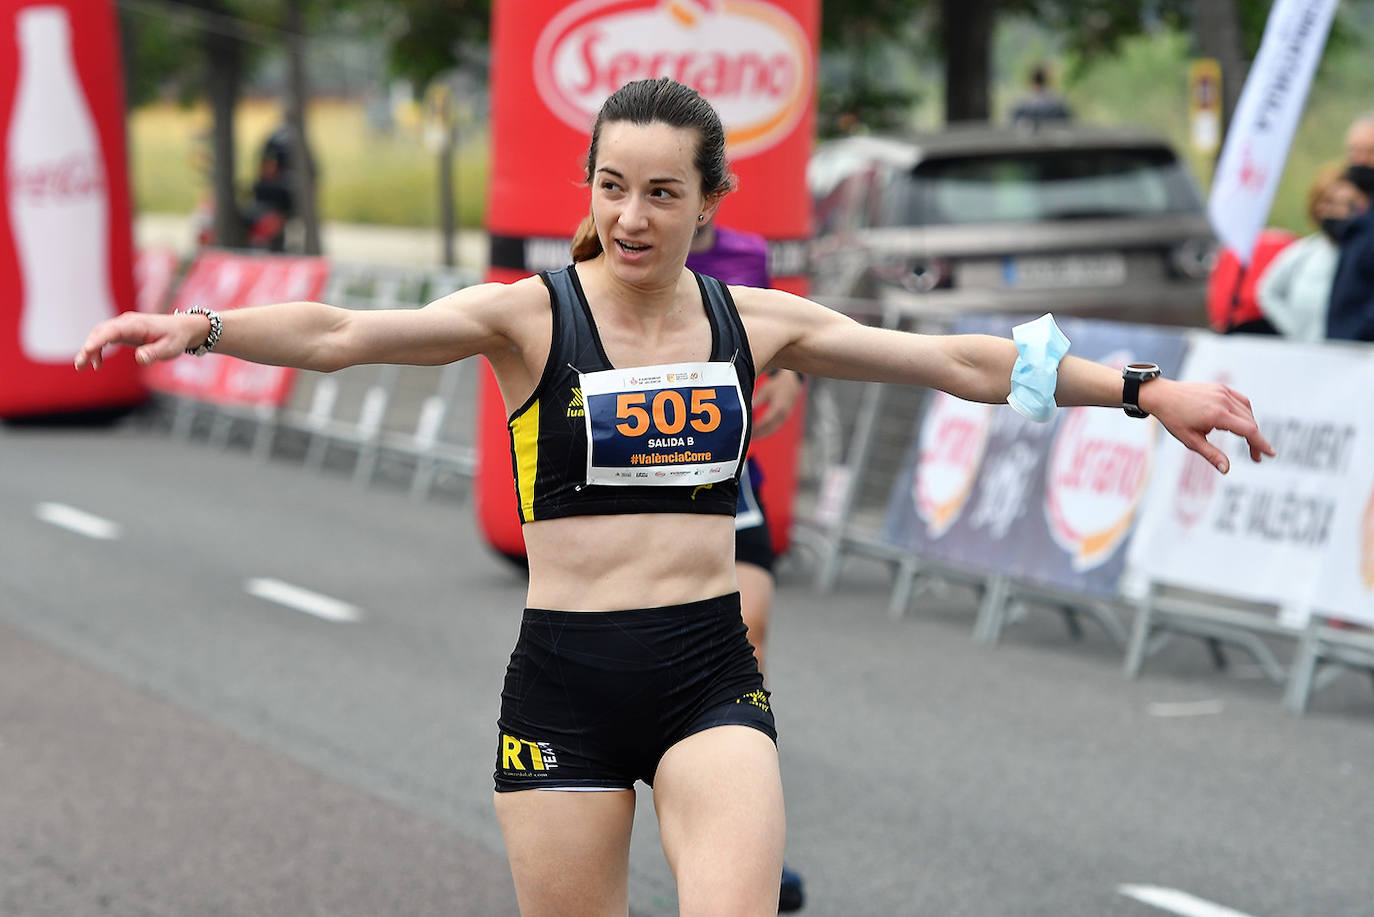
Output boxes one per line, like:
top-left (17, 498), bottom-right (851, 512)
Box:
top-left (477, 0), bottom-right (819, 559)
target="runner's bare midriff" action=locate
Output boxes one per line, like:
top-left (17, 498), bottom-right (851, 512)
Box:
top-left (522, 513), bottom-right (738, 611)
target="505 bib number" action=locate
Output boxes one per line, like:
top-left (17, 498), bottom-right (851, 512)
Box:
top-left (580, 361), bottom-right (746, 486)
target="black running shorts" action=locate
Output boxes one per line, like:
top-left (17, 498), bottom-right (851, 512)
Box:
top-left (494, 593), bottom-right (776, 792)
top-left (735, 458), bottom-right (775, 573)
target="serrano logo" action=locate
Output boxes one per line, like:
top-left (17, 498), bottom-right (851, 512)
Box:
top-left (912, 392), bottom-right (994, 538)
top-left (533, 0), bottom-right (812, 157)
top-left (1044, 403), bottom-right (1156, 570)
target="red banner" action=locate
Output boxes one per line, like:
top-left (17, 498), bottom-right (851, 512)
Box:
top-left (134, 248), bottom-right (181, 314)
top-left (142, 251), bottom-right (330, 407)
top-left (0, 0), bottom-right (143, 416)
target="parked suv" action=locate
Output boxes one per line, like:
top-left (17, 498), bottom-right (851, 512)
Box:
top-left (807, 126), bottom-right (1216, 327)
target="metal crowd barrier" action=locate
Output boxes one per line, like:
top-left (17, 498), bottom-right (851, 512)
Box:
top-left (156, 260), bottom-right (484, 502)
top-left (790, 301), bottom-right (1374, 716)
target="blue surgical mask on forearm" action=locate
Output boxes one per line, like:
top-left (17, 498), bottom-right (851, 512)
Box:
top-left (1006, 313), bottom-right (1070, 423)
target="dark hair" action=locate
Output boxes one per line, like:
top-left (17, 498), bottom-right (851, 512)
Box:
top-left (571, 78), bottom-right (735, 261)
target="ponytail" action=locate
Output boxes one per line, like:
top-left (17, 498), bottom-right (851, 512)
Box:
top-left (570, 211), bottom-right (602, 262)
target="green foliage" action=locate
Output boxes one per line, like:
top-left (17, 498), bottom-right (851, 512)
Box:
top-left (817, 0), bottom-right (928, 135)
top-left (1019, 0), bottom-right (1362, 72)
top-left (383, 0), bottom-right (491, 92)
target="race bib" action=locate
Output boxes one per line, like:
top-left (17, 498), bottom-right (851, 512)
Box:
top-left (580, 361), bottom-right (747, 487)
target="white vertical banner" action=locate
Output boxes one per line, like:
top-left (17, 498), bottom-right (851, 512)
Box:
top-left (1206, 0), bottom-right (1338, 264)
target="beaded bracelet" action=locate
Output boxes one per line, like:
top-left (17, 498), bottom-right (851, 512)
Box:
top-left (175, 307), bottom-right (223, 356)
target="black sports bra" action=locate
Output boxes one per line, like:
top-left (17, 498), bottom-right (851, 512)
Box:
top-left (506, 264), bottom-right (756, 523)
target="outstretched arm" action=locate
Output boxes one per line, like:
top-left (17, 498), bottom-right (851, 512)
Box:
top-left (75, 277), bottom-right (545, 374)
top-left (739, 288), bottom-right (1274, 474)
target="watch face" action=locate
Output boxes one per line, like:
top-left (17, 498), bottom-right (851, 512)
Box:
top-left (1125, 362), bottom-right (1160, 374)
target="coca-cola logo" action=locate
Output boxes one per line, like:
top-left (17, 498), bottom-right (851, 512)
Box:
top-left (1044, 385), bottom-right (1157, 570)
top-left (913, 392), bottom-right (993, 538)
top-left (533, 0), bottom-right (811, 157)
top-left (8, 153), bottom-right (105, 202)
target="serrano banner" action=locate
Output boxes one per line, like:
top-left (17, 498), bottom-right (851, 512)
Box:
top-left (477, 0), bottom-right (819, 558)
top-left (1127, 335), bottom-right (1373, 624)
top-left (881, 316), bottom-right (1187, 598)
top-left (0, 0), bottom-right (144, 416)
top-left (142, 252), bottom-right (330, 407)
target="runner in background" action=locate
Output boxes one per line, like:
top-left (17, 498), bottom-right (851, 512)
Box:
top-left (686, 218), bottom-right (807, 912)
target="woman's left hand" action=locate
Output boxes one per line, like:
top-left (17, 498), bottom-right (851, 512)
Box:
top-left (752, 370), bottom-right (805, 439)
top-left (1141, 378), bottom-right (1275, 474)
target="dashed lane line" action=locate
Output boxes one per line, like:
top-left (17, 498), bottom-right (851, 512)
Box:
top-left (1118, 884), bottom-right (1259, 917)
top-left (1146, 699), bottom-right (1226, 718)
top-left (34, 502), bottom-right (122, 540)
top-left (244, 577), bottom-right (362, 623)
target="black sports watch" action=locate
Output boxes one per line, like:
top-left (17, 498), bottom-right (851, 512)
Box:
top-left (1121, 363), bottom-right (1161, 418)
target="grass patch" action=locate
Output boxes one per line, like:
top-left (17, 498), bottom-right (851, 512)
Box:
top-left (128, 97), bottom-right (489, 228)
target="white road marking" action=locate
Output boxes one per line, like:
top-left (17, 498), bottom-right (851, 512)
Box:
top-left (1118, 884), bottom-right (1258, 917)
top-left (35, 502), bottom-right (121, 540)
top-left (244, 578), bottom-right (361, 623)
top-left (1146, 699), bottom-right (1226, 718)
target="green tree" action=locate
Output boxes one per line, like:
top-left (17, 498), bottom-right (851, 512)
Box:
top-left (818, 0), bottom-right (928, 135)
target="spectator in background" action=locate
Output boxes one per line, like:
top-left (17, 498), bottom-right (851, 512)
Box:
top-left (1258, 165), bottom-right (1368, 342)
top-left (1009, 64), bottom-right (1073, 128)
top-left (1206, 228), bottom-right (1297, 334)
top-left (1325, 111), bottom-right (1374, 340)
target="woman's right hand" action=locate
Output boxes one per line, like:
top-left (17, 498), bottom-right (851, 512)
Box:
top-left (74, 310), bottom-right (209, 371)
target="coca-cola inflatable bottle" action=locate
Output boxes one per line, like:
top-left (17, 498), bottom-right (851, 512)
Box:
top-left (8, 5), bottom-right (116, 363)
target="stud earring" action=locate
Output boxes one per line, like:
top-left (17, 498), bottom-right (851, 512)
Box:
top-left (698, 214), bottom-right (705, 223)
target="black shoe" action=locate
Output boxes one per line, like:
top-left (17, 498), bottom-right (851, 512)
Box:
top-left (779, 864), bottom-right (805, 912)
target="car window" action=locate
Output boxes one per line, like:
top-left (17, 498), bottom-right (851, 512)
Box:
top-left (880, 147), bottom-right (1202, 226)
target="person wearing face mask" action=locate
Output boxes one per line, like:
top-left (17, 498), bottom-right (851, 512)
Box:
top-left (1257, 165), bottom-right (1369, 342)
top-left (1325, 113), bottom-right (1374, 340)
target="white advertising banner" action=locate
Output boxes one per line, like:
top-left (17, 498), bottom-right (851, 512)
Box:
top-left (1206, 0), bottom-right (1338, 264)
top-left (1127, 335), bottom-right (1373, 620)
top-left (1312, 438), bottom-right (1374, 627)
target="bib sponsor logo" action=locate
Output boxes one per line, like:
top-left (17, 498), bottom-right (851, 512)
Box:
top-left (913, 392), bottom-right (993, 538)
top-left (1044, 397), bottom-right (1156, 570)
top-left (533, 0), bottom-right (811, 157)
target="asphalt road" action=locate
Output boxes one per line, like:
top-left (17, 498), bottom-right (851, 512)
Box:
top-left (3, 418), bottom-right (1373, 917)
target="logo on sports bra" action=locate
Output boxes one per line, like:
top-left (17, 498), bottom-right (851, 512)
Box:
top-left (566, 386), bottom-right (584, 419)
